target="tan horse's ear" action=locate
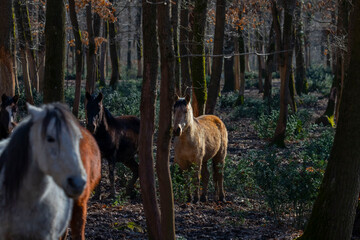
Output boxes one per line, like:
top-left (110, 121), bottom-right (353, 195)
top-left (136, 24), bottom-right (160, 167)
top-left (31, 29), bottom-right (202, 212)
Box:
top-left (185, 94), bottom-right (191, 104)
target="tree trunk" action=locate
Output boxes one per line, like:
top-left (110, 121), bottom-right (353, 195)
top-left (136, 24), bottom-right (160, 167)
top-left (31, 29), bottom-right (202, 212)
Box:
top-left (156, 1), bottom-right (176, 239)
top-left (136, 2), bottom-right (142, 78)
top-left (271, 0), bottom-right (296, 147)
top-left (222, 36), bottom-right (235, 92)
top-left (43, 0), bottom-right (65, 103)
top-left (109, 18), bottom-right (120, 88)
top-left (180, 0), bottom-right (191, 96)
top-left (0, 0), bottom-right (15, 97)
top-left (20, 0), bottom-right (39, 92)
top-left (316, 0), bottom-right (349, 126)
top-left (172, 0), bottom-right (181, 95)
top-left (205, 0), bottom-right (226, 114)
top-left (234, 39), bottom-right (240, 91)
top-left (299, 3), bottom-right (360, 239)
top-left (294, 0), bottom-right (307, 95)
top-left (139, 1), bottom-right (162, 239)
top-left (86, 3), bottom-right (96, 94)
top-left (127, 3), bottom-right (132, 73)
top-left (264, 21), bottom-right (275, 101)
top-left (99, 20), bottom-right (108, 87)
top-left (38, 3), bottom-right (45, 92)
top-left (191, 0), bottom-right (208, 116)
top-left (69, 0), bottom-right (83, 117)
top-left (256, 30), bottom-right (264, 93)
top-left (14, 0), bottom-right (33, 103)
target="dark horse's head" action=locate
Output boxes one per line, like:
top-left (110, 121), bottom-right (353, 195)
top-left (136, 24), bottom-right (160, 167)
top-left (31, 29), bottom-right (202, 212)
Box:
top-left (0, 94), bottom-right (19, 138)
top-left (85, 92), bottom-right (104, 134)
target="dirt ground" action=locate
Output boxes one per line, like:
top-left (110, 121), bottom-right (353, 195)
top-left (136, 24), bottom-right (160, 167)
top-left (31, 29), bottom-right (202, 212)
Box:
top-left (75, 86), bottom-right (327, 240)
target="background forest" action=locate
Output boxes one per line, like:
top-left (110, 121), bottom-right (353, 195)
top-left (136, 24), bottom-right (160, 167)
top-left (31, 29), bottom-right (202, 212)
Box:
top-left (0, 0), bottom-right (359, 239)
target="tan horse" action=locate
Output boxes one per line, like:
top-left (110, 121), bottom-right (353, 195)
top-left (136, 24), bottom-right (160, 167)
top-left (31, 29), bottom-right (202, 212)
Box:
top-left (173, 95), bottom-right (228, 203)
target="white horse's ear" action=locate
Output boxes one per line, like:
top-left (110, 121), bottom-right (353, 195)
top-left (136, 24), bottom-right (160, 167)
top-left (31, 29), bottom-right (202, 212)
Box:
top-left (27, 103), bottom-right (46, 121)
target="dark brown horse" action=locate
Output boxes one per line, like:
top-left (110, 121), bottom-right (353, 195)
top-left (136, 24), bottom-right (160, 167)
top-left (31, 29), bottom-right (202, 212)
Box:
top-left (85, 92), bottom-right (139, 199)
top-left (0, 94), bottom-right (19, 140)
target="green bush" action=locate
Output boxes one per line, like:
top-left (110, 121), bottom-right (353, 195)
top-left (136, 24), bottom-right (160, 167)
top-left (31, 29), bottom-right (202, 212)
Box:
top-left (307, 65), bottom-right (333, 95)
top-left (219, 92), bottom-right (238, 108)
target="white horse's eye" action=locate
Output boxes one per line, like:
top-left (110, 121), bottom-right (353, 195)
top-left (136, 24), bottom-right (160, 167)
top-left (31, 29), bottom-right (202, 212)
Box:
top-left (46, 136), bottom-right (56, 143)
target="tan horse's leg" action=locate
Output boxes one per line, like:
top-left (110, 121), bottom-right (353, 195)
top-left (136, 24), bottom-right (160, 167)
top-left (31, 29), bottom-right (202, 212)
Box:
top-left (192, 164), bottom-right (201, 203)
top-left (213, 152), bottom-right (226, 202)
top-left (200, 160), bottom-right (210, 202)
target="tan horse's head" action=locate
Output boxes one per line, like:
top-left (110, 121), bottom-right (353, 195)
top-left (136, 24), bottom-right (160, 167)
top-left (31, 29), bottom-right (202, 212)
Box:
top-left (173, 94), bottom-right (192, 137)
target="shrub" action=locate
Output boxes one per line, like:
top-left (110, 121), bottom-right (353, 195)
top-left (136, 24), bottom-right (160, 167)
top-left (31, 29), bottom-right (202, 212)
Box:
top-left (307, 65), bottom-right (333, 95)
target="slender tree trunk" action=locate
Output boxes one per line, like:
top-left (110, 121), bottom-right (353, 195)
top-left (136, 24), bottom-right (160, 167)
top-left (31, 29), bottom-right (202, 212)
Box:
top-left (86, 3), bottom-right (96, 94)
top-left (222, 36), bottom-right (235, 92)
top-left (234, 39), bottom-right (240, 91)
top-left (43, 0), bottom-right (66, 103)
top-left (139, 1), bottom-right (162, 239)
top-left (271, 0), bottom-right (296, 147)
top-left (0, 0), bottom-right (15, 97)
top-left (19, 0), bottom-right (39, 92)
top-left (237, 29), bottom-right (246, 105)
top-left (69, 0), bottom-right (83, 117)
top-left (256, 30), bottom-right (264, 93)
top-left (180, 1), bottom-right (191, 96)
top-left (172, 0), bottom-right (181, 95)
top-left (136, 2), bottom-right (142, 78)
top-left (191, 0), bottom-right (208, 116)
top-left (205, 0), bottom-right (226, 114)
top-left (127, 3), bottom-right (132, 73)
top-left (14, 0), bottom-right (33, 104)
top-left (38, 3), bottom-right (45, 92)
top-left (109, 19), bottom-right (120, 88)
top-left (156, 1), bottom-right (176, 239)
top-left (299, 3), bottom-right (360, 239)
top-left (99, 20), bottom-right (108, 86)
top-left (264, 21), bottom-right (275, 100)
top-left (294, 0), bottom-right (307, 95)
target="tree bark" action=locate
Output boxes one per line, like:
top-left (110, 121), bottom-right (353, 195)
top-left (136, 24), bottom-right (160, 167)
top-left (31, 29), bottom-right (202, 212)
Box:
top-left (294, 0), bottom-right (307, 95)
top-left (14, 0), bottom-right (33, 104)
top-left (99, 20), bottom-right (108, 87)
top-left (86, 3), bottom-right (96, 94)
top-left (43, 0), bottom-right (66, 103)
top-left (264, 21), bottom-right (275, 101)
top-left (271, 0), bottom-right (296, 147)
top-left (138, 1), bottom-right (162, 239)
top-left (222, 36), bottom-right (235, 92)
top-left (0, 0), bottom-right (15, 97)
top-left (191, 0), bottom-right (208, 116)
top-left (69, 0), bottom-right (83, 117)
top-left (299, 2), bottom-right (360, 239)
top-left (180, 0), bottom-right (191, 96)
top-left (136, 1), bottom-right (142, 78)
top-left (109, 18), bottom-right (120, 88)
top-left (156, 0), bottom-right (176, 239)
top-left (172, 0), bottom-right (181, 95)
top-left (127, 3), bottom-right (132, 73)
top-left (205, 0), bottom-right (226, 114)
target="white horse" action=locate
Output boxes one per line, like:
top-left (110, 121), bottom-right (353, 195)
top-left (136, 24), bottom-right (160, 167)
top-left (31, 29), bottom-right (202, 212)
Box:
top-left (0, 103), bottom-right (87, 240)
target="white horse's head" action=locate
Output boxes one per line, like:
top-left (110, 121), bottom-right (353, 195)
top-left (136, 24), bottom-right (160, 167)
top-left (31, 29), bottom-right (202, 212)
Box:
top-left (27, 103), bottom-right (87, 198)
top-left (173, 94), bottom-right (193, 137)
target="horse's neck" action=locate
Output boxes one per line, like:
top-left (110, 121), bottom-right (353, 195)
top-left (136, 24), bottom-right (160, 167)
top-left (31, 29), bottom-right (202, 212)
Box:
top-left (182, 116), bottom-right (199, 141)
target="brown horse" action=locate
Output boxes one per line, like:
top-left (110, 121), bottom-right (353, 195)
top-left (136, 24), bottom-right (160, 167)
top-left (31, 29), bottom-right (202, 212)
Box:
top-left (85, 92), bottom-right (139, 199)
top-left (0, 94), bottom-right (19, 140)
top-left (173, 95), bottom-right (228, 203)
top-left (64, 127), bottom-right (101, 240)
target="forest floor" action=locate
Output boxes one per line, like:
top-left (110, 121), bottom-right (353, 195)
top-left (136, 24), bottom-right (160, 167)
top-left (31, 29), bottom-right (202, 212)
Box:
top-left (75, 83), bottom-right (328, 240)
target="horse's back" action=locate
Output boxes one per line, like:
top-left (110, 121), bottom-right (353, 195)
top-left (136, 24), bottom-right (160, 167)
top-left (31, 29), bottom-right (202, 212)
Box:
top-left (79, 127), bottom-right (101, 195)
top-left (114, 115), bottom-right (140, 152)
top-left (196, 115), bottom-right (228, 140)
